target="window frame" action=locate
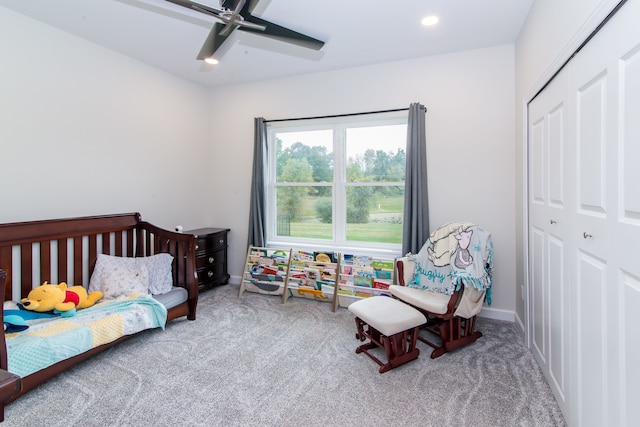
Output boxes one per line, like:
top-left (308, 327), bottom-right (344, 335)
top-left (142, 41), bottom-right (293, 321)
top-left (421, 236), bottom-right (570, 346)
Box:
top-left (265, 112), bottom-right (407, 257)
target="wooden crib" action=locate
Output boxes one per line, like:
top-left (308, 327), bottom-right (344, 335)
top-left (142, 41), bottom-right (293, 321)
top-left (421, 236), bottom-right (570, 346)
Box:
top-left (0, 212), bottom-right (198, 412)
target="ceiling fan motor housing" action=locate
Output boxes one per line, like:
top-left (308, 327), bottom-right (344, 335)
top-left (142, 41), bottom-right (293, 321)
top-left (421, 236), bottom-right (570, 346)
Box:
top-left (167, 0), bottom-right (325, 60)
top-left (221, 0), bottom-right (239, 10)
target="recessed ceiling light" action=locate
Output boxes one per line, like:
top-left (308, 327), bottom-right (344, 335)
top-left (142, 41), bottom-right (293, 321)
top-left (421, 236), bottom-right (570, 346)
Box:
top-left (204, 57), bottom-right (219, 65)
top-left (421, 15), bottom-right (439, 26)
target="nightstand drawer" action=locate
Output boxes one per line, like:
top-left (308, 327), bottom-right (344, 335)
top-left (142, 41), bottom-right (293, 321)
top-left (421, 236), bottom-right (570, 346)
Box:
top-left (196, 263), bottom-right (226, 284)
top-left (195, 249), bottom-right (225, 269)
top-left (195, 234), bottom-right (226, 253)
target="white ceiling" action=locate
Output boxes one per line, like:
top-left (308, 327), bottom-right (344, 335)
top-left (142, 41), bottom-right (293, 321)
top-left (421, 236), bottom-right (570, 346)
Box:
top-left (0, 0), bottom-right (534, 88)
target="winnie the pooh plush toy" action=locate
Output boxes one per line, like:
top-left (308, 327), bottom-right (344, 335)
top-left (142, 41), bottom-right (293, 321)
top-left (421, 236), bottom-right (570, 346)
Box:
top-left (20, 282), bottom-right (103, 317)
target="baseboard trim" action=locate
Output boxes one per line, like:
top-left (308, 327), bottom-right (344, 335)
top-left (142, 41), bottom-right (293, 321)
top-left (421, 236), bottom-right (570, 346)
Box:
top-left (232, 274), bottom-right (518, 323)
top-left (478, 307), bottom-right (515, 323)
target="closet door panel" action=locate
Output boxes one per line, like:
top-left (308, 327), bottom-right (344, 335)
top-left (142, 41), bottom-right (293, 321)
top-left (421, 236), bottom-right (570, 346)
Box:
top-left (527, 67), bottom-right (570, 416)
top-left (576, 75), bottom-right (607, 215)
top-left (530, 227), bottom-right (545, 361)
top-left (621, 46), bottom-right (640, 219)
top-left (621, 272), bottom-right (640, 425)
top-left (548, 235), bottom-right (566, 397)
top-left (530, 118), bottom-right (546, 205)
top-left (575, 252), bottom-right (608, 427)
top-left (548, 106), bottom-right (565, 207)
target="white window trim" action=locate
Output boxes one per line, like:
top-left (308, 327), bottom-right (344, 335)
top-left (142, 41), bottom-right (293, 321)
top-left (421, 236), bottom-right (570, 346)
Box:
top-left (265, 112), bottom-right (407, 258)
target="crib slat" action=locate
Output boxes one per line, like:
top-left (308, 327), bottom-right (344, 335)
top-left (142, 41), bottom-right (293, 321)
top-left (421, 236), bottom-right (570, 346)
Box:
top-left (20, 244), bottom-right (32, 296)
top-left (102, 232), bottom-right (111, 255)
top-left (161, 237), bottom-right (168, 253)
top-left (89, 234), bottom-right (97, 276)
top-left (114, 230), bottom-right (123, 256)
top-left (174, 241), bottom-right (184, 288)
top-left (58, 238), bottom-right (68, 283)
top-left (40, 240), bottom-right (51, 283)
top-left (145, 231), bottom-right (152, 256)
top-left (74, 237), bottom-right (82, 286)
top-left (153, 234), bottom-right (161, 254)
top-left (135, 228), bottom-right (144, 257)
top-left (126, 229), bottom-right (134, 257)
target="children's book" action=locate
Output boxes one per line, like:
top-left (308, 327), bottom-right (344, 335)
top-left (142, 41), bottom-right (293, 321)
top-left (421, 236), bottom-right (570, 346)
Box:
top-left (314, 251), bottom-right (336, 263)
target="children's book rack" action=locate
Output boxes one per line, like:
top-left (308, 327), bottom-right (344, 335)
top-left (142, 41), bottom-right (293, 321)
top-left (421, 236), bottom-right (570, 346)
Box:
top-left (239, 245), bottom-right (396, 312)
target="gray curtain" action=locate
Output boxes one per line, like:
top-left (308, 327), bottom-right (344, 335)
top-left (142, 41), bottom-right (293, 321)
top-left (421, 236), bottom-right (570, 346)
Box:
top-left (247, 117), bottom-right (268, 247)
top-left (402, 103), bottom-right (429, 255)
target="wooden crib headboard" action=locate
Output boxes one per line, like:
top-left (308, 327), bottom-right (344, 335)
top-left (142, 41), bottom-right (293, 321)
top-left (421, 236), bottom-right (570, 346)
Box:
top-left (0, 213), bottom-right (197, 303)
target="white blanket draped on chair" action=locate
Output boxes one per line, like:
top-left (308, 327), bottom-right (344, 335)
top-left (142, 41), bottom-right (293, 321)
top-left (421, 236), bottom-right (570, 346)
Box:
top-left (404, 222), bottom-right (493, 318)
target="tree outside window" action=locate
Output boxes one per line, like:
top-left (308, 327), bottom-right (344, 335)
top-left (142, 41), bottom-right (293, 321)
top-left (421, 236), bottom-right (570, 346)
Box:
top-left (268, 115), bottom-right (407, 252)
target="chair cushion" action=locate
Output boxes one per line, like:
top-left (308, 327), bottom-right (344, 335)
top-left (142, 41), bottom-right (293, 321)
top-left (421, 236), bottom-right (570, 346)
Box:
top-left (348, 296), bottom-right (426, 337)
top-left (389, 285), bottom-right (450, 315)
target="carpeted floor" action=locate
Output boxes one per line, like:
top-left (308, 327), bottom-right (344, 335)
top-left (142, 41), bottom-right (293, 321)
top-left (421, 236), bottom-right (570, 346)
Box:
top-left (3, 284), bottom-right (566, 426)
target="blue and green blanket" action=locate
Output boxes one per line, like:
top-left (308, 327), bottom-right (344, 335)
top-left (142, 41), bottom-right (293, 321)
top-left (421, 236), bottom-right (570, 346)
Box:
top-left (406, 222), bottom-right (493, 304)
top-left (5, 293), bottom-right (167, 378)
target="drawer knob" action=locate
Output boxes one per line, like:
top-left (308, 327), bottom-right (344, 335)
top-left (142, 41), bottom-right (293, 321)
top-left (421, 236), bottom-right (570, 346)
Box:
top-left (195, 245), bottom-right (199, 250)
top-left (207, 271), bottom-right (214, 277)
top-left (219, 239), bottom-right (225, 244)
top-left (208, 256), bottom-right (215, 263)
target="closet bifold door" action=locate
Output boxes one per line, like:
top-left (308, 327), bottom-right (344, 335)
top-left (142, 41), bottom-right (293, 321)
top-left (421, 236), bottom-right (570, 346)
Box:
top-left (528, 1), bottom-right (640, 425)
top-left (568, 1), bottom-right (640, 425)
top-left (527, 65), bottom-right (571, 420)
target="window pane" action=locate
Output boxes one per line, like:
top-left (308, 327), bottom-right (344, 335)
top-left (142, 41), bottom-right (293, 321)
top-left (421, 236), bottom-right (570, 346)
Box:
top-left (346, 125), bottom-right (406, 183)
top-left (276, 186), bottom-right (332, 240)
top-left (275, 130), bottom-right (333, 183)
top-left (267, 114), bottom-right (408, 252)
top-left (346, 186), bottom-right (404, 244)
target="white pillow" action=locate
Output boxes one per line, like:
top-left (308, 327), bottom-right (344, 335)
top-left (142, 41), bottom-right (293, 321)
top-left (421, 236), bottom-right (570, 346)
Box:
top-left (138, 253), bottom-right (174, 295)
top-left (89, 254), bottom-right (134, 295)
top-left (99, 262), bottom-right (150, 300)
top-left (89, 253), bottom-right (174, 297)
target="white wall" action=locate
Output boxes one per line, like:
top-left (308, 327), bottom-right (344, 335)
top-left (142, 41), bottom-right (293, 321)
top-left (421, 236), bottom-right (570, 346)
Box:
top-left (513, 0), bottom-right (623, 330)
top-left (0, 6), bottom-right (518, 317)
top-left (207, 45), bottom-right (518, 318)
top-left (0, 6), bottom-right (212, 231)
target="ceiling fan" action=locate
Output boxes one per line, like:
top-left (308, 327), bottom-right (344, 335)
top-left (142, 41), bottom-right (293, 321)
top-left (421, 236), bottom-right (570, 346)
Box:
top-left (165, 0), bottom-right (325, 61)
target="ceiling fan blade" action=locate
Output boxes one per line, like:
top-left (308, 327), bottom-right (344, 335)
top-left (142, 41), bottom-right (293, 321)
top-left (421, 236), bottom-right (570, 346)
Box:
top-left (240, 15), bottom-right (324, 51)
top-left (197, 22), bottom-right (230, 60)
top-left (165, 0), bottom-right (224, 17)
top-left (243, 0), bottom-right (262, 15)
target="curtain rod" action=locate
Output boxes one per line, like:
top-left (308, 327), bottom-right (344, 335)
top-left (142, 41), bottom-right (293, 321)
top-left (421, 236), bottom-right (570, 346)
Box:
top-left (264, 105), bottom-right (426, 123)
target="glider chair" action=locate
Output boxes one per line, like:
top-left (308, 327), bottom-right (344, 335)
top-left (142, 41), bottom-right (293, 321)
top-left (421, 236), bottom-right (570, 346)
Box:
top-left (390, 222), bottom-right (493, 359)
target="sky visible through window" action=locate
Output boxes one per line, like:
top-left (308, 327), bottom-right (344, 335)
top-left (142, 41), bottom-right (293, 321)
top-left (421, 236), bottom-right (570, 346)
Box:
top-left (276, 125), bottom-right (406, 154)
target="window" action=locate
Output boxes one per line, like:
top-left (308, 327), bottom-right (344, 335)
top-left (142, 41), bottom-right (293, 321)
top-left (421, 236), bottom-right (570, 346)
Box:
top-left (266, 112), bottom-right (407, 255)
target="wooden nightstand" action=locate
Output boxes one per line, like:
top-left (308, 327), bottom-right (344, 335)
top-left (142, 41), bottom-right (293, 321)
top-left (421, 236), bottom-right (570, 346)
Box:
top-left (185, 227), bottom-right (230, 290)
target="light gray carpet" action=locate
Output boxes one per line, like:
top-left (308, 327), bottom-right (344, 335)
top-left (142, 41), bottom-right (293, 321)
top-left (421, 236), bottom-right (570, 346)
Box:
top-left (4, 284), bottom-right (566, 426)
